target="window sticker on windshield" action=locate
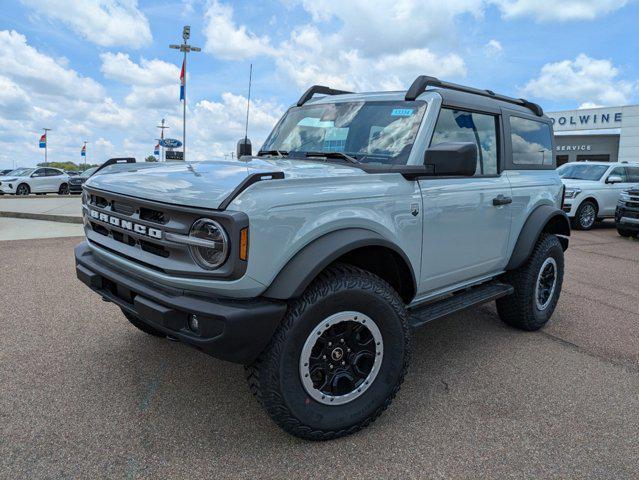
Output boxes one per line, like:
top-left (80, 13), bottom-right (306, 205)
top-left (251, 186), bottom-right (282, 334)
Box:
top-left (391, 108), bottom-right (414, 117)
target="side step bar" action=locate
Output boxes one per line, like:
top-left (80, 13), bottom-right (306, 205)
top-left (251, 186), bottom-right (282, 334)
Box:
top-left (409, 281), bottom-right (513, 329)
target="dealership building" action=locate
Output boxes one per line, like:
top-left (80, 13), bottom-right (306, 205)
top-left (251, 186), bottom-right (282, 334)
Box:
top-left (547, 105), bottom-right (639, 166)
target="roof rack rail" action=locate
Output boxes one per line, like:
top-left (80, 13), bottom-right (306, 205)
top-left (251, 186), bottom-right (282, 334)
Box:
top-left (297, 85), bottom-right (353, 107)
top-left (405, 75), bottom-right (544, 117)
top-left (93, 157), bottom-right (136, 175)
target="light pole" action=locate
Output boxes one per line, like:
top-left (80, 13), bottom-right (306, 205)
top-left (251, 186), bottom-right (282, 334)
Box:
top-left (170, 26), bottom-right (200, 162)
top-left (156, 118), bottom-right (169, 162)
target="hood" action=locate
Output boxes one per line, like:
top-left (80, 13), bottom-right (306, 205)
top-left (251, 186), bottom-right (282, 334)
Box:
top-left (85, 158), bottom-right (364, 210)
top-left (560, 178), bottom-right (602, 188)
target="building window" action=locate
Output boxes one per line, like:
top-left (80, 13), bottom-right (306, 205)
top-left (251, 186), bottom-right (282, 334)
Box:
top-left (556, 155), bottom-right (569, 167)
top-left (510, 116), bottom-right (553, 166)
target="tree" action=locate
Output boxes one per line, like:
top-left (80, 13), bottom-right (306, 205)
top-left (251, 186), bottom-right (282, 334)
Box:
top-left (145, 155), bottom-right (158, 162)
top-left (37, 161), bottom-right (99, 171)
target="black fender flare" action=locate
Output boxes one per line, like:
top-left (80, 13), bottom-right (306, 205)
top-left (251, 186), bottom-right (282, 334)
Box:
top-left (506, 204), bottom-right (571, 270)
top-left (263, 228), bottom-right (416, 300)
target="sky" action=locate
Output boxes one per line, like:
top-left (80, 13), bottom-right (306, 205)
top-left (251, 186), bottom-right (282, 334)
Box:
top-left (1, 0), bottom-right (639, 170)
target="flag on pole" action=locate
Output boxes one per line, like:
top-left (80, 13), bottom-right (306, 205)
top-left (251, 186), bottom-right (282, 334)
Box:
top-left (81, 144), bottom-right (86, 157)
top-left (179, 59), bottom-right (185, 101)
top-left (39, 134), bottom-right (46, 148)
top-left (154, 144), bottom-right (160, 156)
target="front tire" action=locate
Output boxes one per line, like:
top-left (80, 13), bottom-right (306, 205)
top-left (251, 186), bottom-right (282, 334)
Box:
top-left (246, 264), bottom-right (410, 440)
top-left (16, 183), bottom-right (30, 196)
top-left (573, 200), bottom-right (597, 230)
top-left (617, 227), bottom-right (635, 238)
top-left (497, 234), bottom-right (564, 331)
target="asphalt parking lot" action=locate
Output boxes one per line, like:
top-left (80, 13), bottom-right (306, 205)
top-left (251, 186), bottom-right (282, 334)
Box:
top-left (1, 224), bottom-right (638, 479)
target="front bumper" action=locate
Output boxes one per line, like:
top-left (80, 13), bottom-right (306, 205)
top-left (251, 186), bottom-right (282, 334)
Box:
top-left (68, 183), bottom-right (84, 193)
top-left (616, 205), bottom-right (639, 232)
top-left (562, 199), bottom-right (575, 216)
top-left (75, 242), bottom-right (286, 364)
top-left (0, 183), bottom-right (16, 194)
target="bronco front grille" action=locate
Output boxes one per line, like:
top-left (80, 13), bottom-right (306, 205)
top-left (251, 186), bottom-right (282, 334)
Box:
top-left (111, 201), bottom-right (136, 216)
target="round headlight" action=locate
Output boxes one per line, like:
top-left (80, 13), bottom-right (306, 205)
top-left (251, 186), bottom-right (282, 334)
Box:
top-left (189, 219), bottom-right (229, 269)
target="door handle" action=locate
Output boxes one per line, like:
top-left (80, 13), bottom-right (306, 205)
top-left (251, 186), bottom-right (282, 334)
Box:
top-left (493, 194), bottom-right (512, 206)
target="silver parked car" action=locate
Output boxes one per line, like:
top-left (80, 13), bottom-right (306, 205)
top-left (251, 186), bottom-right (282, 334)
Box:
top-left (75, 76), bottom-right (570, 440)
top-left (0, 167), bottom-right (69, 195)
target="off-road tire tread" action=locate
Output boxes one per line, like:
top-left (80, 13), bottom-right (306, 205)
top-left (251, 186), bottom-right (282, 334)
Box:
top-left (245, 263), bottom-right (410, 441)
top-left (496, 233), bottom-right (563, 331)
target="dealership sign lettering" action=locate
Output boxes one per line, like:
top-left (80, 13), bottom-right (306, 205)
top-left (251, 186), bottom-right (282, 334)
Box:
top-left (556, 145), bottom-right (592, 152)
top-left (548, 108), bottom-right (622, 131)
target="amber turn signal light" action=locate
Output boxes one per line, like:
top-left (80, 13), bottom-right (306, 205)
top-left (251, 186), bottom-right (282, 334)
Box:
top-left (239, 227), bottom-right (249, 261)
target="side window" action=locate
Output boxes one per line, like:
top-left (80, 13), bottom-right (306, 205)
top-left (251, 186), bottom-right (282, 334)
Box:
top-left (626, 167), bottom-right (639, 182)
top-left (509, 116), bottom-right (553, 166)
top-left (430, 109), bottom-right (499, 175)
top-left (45, 168), bottom-right (61, 176)
top-left (608, 167), bottom-right (628, 182)
top-left (32, 168), bottom-right (46, 177)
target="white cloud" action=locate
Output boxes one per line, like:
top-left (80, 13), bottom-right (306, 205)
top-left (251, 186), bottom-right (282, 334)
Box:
top-left (522, 54), bottom-right (636, 106)
top-left (492, 0), bottom-right (629, 21)
top-left (191, 93), bottom-right (284, 159)
top-left (20, 0), bottom-right (152, 48)
top-left (297, 0), bottom-right (486, 56)
top-left (484, 39), bottom-right (503, 56)
top-left (0, 30), bottom-right (104, 102)
top-left (203, 0), bottom-right (276, 60)
top-left (578, 102), bottom-right (605, 109)
top-left (100, 53), bottom-right (179, 86)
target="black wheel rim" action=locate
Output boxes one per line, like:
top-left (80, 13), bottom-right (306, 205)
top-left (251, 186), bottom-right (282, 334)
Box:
top-left (300, 312), bottom-right (383, 405)
top-left (535, 257), bottom-right (557, 310)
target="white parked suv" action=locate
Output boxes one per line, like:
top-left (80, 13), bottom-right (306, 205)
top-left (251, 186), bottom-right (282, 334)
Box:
top-left (558, 161), bottom-right (639, 230)
top-left (0, 167), bottom-right (70, 195)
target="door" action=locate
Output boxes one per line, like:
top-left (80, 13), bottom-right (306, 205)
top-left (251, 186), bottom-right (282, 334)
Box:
top-left (601, 167), bottom-right (632, 216)
top-left (418, 108), bottom-right (512, 294)
top-left (29, 168), bottom-right (48, 192)
top-left (45, 168), bottom-right (64, 192)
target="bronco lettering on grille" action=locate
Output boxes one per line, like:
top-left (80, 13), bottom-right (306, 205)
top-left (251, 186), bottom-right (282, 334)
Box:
top-left (89, 209), bottom-right (162, 239)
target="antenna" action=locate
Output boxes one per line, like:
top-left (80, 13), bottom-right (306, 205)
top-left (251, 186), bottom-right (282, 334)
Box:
top-left (244, 64), bottom-right (252, 142)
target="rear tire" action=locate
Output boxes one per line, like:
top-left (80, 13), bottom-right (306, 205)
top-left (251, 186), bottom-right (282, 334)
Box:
top-left (121, 309), bottom-right (166, 337)
top-left (497, 234), bottom-right (564, 331)
top-left (246, 263), bottom-right (410, 440)
top-left (58, 183), bottom-right (69, 195)
top-left (572, 201), bottom-right (597, 230)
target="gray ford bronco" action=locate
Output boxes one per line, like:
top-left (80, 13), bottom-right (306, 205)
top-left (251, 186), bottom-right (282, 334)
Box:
top-left (75, 76), bottom-right (570, 440)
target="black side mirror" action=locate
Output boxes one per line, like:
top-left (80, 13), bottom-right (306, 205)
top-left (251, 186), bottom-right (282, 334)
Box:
top-left (237, 138), bottom-right (252, 158)
top-left (424, 142), bottom-right (477, 176)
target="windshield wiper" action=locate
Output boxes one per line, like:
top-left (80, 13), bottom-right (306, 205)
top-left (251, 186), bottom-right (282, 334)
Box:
top-left (257, 150), bottom-right (288, 158)
top-left (303, 151), bottom-right (360, 164)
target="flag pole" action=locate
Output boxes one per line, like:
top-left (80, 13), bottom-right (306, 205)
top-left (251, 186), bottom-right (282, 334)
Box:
top-left (43, 128), bottom-right (51, 165)
top-left (170, 26), bottom-right (200, 162)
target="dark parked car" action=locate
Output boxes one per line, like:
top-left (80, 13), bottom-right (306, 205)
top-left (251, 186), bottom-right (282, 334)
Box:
top-left (68, 167), bottom-right (98, 194)
top-left (615, 188), bottom-right (639, 237)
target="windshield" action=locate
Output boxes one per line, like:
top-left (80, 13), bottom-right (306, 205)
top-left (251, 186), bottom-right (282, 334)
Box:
top-left (557, 164), bottom-right (609, 181)
top-left (261, 101), bottom-right (427, 165)
top-left (81, 167), bottom-right (98, 178)
top-left (6, 168), bottom-right (35, 177)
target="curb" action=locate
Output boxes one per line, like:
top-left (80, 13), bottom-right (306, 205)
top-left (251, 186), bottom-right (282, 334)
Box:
top-left (0, 211), bottom-right (83, 224)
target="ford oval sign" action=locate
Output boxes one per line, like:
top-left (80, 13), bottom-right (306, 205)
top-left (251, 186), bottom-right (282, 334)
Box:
top-left (160, 138), bottom-right (183, 148)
